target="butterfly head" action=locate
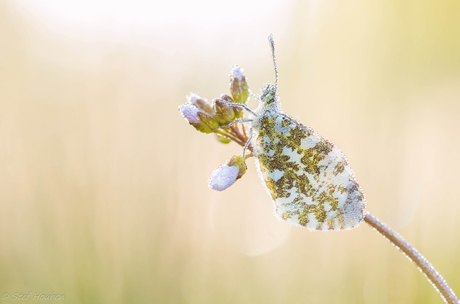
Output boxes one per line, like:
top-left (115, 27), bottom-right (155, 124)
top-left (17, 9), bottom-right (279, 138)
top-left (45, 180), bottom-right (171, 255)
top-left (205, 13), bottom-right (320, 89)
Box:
top-left (259, 82), bottom-right (278, 105)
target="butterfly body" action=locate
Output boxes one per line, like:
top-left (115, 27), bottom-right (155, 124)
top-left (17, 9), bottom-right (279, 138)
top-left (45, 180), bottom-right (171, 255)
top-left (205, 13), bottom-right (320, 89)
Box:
top-left (250, 84), bottom-right (366, 231)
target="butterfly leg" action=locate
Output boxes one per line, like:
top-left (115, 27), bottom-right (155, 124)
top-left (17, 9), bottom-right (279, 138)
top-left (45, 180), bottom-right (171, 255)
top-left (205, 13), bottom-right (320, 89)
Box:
top-left (242, 126), bottom-right (253, 159)
top-left (224, 102), bottom-right (257, 116)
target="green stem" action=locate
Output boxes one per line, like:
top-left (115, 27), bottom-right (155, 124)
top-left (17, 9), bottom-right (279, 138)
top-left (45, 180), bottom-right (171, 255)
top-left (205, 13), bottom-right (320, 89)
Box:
top-left (364, 211), bottom-right (459, 303)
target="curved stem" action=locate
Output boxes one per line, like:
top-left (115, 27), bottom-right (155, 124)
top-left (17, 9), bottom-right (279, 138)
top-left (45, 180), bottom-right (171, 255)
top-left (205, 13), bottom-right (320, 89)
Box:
top-left (364, 211), bottom-right (459, 304)
top-left (215, 130), bottom-right (246, 147)
top-left (230, 126), bottom-right (251, 150)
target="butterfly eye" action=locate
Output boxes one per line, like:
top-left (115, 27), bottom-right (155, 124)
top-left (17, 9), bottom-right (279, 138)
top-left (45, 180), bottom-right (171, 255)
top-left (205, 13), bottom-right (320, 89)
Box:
top-left (264, 93), bottom-right (273, 103)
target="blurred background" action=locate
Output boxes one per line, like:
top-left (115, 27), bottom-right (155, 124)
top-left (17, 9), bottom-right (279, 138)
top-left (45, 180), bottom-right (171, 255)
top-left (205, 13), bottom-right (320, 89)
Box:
top-left (1, 0), bottom-right (459, 303)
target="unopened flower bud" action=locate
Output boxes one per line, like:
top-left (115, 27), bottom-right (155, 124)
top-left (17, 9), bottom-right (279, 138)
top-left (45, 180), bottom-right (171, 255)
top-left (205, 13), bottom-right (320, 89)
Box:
top-left (187, 93), bottom-right (213, 113)
top-left (178, 103), bottom-right (200, 124)
top-left (220, 94), bottom-right (233, 103)
top-left (220, 93), bottom-right (243, 119)
top-left (208, 165), bottom-right (239, 191)
top-left (229, 65), bottom-right (249, 104)
top-left (179, 103), bottom-right (219, 134)
top-left (197, 111), bottom-right (219, 132)
top-left (208, 155), bottom-right (247, 191)
top-left (213, 98), bottom-right (235, 126)
top-left (215, 134), bottom-right (231, 144)
top-left (226, 155), bottom-right (247, 179)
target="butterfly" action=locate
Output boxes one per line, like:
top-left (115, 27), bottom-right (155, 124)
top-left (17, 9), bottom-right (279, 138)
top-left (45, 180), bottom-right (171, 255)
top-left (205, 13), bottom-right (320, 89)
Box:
top-left (239, 35), bottom-right (366, 231)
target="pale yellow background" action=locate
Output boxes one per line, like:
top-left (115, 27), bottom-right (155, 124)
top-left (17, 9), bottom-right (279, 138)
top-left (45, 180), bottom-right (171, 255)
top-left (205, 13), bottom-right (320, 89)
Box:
top-left (1, 0), bottom-right (459, 303)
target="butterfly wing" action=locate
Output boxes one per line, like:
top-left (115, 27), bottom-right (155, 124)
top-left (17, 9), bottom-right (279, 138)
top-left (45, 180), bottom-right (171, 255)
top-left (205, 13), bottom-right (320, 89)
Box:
top-left (253, 112), bottom-right (366, 231)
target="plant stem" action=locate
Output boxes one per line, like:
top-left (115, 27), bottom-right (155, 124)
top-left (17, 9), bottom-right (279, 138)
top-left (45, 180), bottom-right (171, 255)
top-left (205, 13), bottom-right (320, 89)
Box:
top-left (364, 211), bottom-right (459, 304)
top-left (216, 130), bottom-right (246, 147)
top-left (230, 126), bottom-right (249, 148)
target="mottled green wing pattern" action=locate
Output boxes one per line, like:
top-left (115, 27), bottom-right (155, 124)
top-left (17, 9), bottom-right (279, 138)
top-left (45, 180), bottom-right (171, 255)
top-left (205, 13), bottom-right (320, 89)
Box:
top-left (253, 112), bottom-right (366, 231)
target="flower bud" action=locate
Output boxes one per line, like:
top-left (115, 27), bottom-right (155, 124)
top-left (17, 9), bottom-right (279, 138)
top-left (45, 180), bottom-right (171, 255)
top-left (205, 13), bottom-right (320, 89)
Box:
top-left (229, 65), bottom-right (249, 104)
top-left (215, 134), bottom-right (231, 144)
top-left (226, 155), bottom-right (247, 178)
top-left (220, 94), bottom-right (243, 119)
top-left (197, 111), bottom-right (219, 132)
top-left (208, 155), bottom-right (247, 191)
top-left (178, 103), bottom-right (200, 124)
top-left (213, 98), bottom-right (235, 126)
top-left (179, 103), bottom-right (219, 134)
top-left (187, 93), bottom-right (213, 113)
top-left (220, 94), bottom-right (243, 118)
top-left (219, 94), bottom-right (233, 103)
top-left (208, 165), bottom-right (239, 191)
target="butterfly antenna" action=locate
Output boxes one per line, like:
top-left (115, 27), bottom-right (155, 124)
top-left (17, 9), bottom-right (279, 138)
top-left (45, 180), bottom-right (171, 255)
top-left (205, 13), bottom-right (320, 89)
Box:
top-left (268, 34), bottom-right (278, 93)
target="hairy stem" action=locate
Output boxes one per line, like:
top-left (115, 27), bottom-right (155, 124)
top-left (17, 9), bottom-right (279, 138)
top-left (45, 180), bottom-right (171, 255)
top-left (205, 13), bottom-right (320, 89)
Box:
top-left (364, 211), bottom-right (459, 303)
